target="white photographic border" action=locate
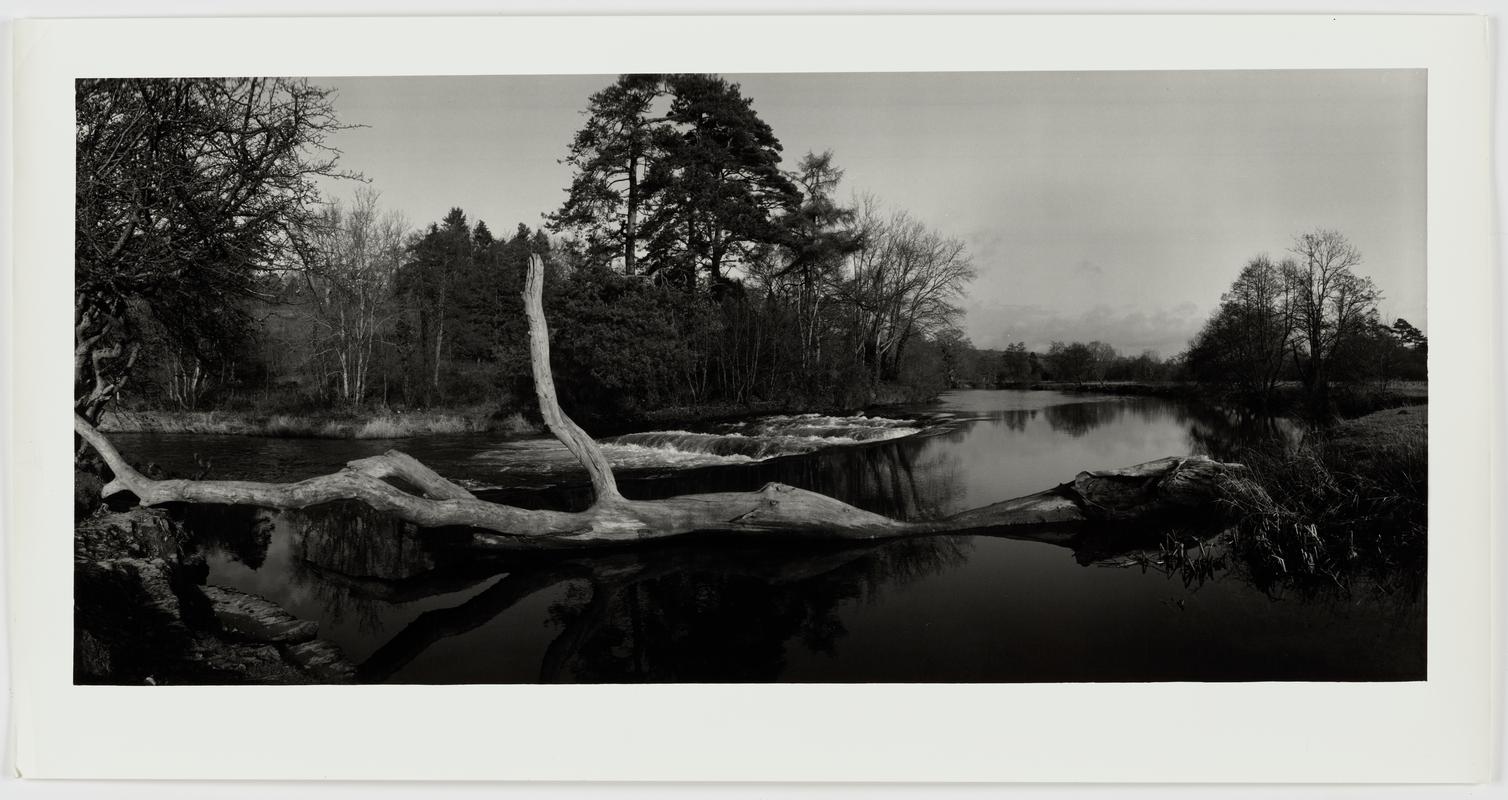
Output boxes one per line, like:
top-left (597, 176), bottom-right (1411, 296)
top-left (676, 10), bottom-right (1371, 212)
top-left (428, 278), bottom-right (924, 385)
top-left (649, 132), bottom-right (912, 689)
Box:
top-left (8, 14), bottom-right (1495, 782)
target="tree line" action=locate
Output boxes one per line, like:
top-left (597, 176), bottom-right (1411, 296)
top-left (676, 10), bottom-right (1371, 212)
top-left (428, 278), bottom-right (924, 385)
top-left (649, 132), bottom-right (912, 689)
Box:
top-left (932, 228), bottom-right (1426, 409)
top-left (75, 74), bottom-right (979, 425)
top-left (933, 337), bottom-right (1177, 388)
top-left (1182, 229), bottom-right (1425, 412)
top-left (75, 77), bottom-right (1415, 428)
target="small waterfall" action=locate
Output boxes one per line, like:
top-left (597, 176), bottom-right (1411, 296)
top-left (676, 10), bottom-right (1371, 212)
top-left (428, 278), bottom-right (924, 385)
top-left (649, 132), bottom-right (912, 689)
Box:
top-left (610, 414), bottom-right (920, 463)
top-left (472, 413), bottom-right (922, 473)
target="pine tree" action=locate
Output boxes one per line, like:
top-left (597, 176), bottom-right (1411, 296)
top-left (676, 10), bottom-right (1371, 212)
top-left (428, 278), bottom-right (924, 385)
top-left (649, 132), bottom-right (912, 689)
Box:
top-left (639, 74), bottom-right (800, 290)
top-left (546, 74), bottom-right (665, 274)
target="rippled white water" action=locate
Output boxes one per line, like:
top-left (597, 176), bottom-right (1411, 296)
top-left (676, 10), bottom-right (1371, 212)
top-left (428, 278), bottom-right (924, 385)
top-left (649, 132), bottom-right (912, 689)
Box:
top-left (470, 413), bottom-right (922, 474)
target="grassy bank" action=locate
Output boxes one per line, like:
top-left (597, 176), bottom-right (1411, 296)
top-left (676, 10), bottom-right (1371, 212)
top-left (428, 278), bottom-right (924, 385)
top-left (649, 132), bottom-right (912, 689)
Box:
top-left (1216, 404), bottom-right (1427, 588)
top-left (98, 393), bottom-right (933, 441)
top-left (99, 407), bottom-right (540, 440)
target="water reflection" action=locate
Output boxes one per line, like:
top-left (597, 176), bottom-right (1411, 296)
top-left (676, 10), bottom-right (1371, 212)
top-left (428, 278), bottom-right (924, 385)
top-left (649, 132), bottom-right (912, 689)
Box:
top-left (148, 390), bottom-right (1420, 683)
top-left (1183, 405), bottom-right (1304, 462)
top-left (187, 504), bottom-right (273, 570)
top-left (1042, 401), bottom-right (1130, 437)
top-left (490, 433), bottom-right (969, 522)
top-left (991, 408), bottom-right (1035, 432)
top-left (189, 502), bottom-right (476, 642)
top-left (187, 496), bottom-right (1259, 684)
top-left (353, 536), bottom-right (973, 683)
top-left (1035, 397), bottom-right (1303, 458)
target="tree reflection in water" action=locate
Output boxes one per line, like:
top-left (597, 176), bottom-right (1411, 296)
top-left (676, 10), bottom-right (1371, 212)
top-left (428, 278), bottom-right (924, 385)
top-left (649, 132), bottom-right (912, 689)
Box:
top-left (185, 504), bottom-right (274, 570)
top-left (1181, 404), bottom-right (1303, 462)
top-left (1031, 396), bottom-right (1302, 459)
top-left (536, 535), bottom-right (973, 683)
top-left (1042, 401), bottom-right (1127, 437)
top-left (188, 502), bottom-right (453, 638)
top-left (984, 408), bottom-right (1035, 433)
top-left (347, 535), bottom-right (973, 683)
top-left (186, 486), bottom-right (980, 683)
top-left (179, 399), bottom-right (1261, 682)
top-left (610, 436), bottom-right (967, 522)
top-left (132, 387), bottom-right (1431, 683)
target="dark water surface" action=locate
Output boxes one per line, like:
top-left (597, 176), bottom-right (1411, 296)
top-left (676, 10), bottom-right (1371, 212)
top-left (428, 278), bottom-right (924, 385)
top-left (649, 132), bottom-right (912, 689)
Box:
top-left (115, 390), bottom-right (1424, 683)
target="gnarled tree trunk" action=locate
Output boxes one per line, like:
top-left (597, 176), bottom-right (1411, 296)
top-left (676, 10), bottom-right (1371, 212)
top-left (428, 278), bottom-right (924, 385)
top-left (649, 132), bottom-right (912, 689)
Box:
top-left (75, 255), bottom-right (1244, 551)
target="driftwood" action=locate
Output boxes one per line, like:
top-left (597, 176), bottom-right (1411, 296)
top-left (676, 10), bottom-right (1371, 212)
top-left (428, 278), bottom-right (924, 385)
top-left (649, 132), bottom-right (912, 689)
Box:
top-left (75, 255), bottom-right (1241, 551)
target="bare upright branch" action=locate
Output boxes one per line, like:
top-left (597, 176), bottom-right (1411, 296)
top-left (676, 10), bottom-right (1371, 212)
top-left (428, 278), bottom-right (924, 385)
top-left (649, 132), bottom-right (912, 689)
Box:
top-left (524, 254), bottom-right (623, 503)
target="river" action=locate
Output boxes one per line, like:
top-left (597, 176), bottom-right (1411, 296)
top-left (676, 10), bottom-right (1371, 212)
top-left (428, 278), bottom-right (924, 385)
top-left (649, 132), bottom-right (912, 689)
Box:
top-left (111, 389), bottom-right (1424, 683)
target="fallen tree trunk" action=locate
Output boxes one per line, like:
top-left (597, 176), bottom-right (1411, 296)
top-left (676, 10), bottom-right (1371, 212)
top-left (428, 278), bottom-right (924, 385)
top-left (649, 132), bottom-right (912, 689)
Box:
top-left (74, 411), bottom-right (1235, 548)
top-left (75, 255), bottom-right (1244, 551)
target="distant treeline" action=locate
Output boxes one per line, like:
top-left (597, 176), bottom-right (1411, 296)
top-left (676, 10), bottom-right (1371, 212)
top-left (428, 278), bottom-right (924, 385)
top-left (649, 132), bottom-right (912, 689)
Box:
top-left (939, 340), bottom-right (1178, 388)
top-left (946, 229), bottom-right (1428, 409)
top-left (89, 75), bottom-right (977, 424)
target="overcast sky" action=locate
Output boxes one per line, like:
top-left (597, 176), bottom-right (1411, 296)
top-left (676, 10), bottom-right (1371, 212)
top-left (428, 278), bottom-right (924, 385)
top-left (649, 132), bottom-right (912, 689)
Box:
top-left (317, 70), bottom-right (1425, 357)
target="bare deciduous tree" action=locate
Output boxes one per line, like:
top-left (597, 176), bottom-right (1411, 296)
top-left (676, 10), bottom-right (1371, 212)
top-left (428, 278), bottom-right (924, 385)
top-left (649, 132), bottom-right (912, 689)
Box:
top-left (74, 77), bottom-right (355, 423)
top-left (303, 189), bottom-right (407, 406)
top-left (1185, 232), bottom-right (1382, 410)
top-left (844, 201), bottom-right (975, 381)
top-left (1284, 229), bottom-right (1381, 409)
top-left (1185, 255), bottom-right (1296, 403)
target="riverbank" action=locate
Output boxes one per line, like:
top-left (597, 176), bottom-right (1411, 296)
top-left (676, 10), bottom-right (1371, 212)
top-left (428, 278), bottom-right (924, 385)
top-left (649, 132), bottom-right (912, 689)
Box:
top-left (1003, 380), bottom-right (1428, 417)
top-left (97, 393), bottom-right (934, 440)
top-left (1216, 403), bottom-right (1427, 588)
top-left (99, 407), bottom-right (541, 439)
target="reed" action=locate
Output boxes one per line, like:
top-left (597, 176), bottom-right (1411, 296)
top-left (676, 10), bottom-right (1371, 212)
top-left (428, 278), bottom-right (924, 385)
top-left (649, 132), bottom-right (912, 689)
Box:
top-left (1215, 405), bottom-right (1426, 586)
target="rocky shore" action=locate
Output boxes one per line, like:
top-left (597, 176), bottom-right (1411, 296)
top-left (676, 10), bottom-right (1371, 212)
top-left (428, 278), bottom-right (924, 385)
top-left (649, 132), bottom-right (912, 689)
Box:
top-left (74, 473), bottom-right (358, 685)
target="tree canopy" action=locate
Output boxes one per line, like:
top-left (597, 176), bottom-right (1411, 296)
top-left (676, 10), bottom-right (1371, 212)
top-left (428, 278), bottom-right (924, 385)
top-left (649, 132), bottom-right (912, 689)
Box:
top-left (1183, 229), bottom-right (1416, 410)
top-left (79, 74), bottom-right (979, 423)
top-left (74, 77), bottom-right (354, 421)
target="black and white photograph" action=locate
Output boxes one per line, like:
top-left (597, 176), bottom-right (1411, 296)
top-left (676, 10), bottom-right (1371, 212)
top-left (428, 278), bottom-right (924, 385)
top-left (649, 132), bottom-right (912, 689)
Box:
top-left (4, 8), bottom-right (1498, 787)
top-left (70, 68), bottom-right (1431, 686)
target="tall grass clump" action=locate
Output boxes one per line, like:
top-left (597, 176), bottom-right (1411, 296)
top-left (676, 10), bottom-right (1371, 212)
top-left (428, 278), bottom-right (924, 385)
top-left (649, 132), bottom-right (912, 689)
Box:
top-left (352, 414), bottom-right (472, 439)
top-left (1215, 406), bottom-right (1426, 589)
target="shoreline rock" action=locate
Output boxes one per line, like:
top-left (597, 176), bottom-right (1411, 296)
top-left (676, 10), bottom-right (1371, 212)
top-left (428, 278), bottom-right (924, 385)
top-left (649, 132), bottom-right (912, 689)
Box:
top-left (202, 585), bottom-right (320, 644)
top-left (74, 501), bottom-right (358, 685)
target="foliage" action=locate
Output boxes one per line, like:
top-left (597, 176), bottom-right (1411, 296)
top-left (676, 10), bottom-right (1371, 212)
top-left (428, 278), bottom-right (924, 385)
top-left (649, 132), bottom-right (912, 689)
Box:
top-left (1183, 229), bottom-right (1417, 415)
top-left (545, 74), bottom-right (664, 273)
top-left (1183, 255), bottom-right (1293, 403)
top-left (546, 267), bottom-right (691, 417)
top-left (74, 77), bottom-right (356, 422)
top-left (638, 74), bottom-right (802, 289)
top-left (547, 73), bottom-right (802, 289)
top-left (93, 73), bottom-right (981, 421)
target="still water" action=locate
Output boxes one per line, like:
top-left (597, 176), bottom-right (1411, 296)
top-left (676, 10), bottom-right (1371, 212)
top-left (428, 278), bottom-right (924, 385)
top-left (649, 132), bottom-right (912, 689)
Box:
top-left (115, 390), bottom-right (1424, 683)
